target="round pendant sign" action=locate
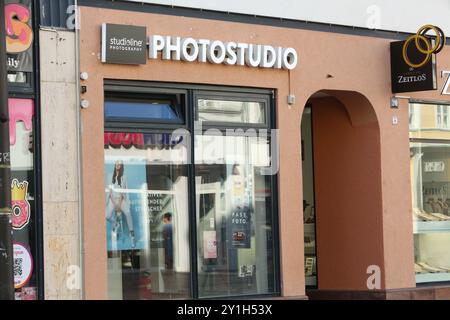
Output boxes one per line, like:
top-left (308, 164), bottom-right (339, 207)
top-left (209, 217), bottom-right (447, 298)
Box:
top-left (13, 243), bottom-right (33, 289)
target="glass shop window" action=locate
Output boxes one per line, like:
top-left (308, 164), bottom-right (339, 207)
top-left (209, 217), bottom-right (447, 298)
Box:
top-left (105, 94), bottom-right (185, 124)
top-left (104, 87), bottom-right (278, 299)
top-left (410, 102), bottom-right (450, 284)
top-left (197, 99), bottom-right (266, 124)
top-left (195, 135), bottom-right (276, 298)
top-left (105, 131), bottom-right (190, 300)
top-left (9, 98), bottom-right (39, 300)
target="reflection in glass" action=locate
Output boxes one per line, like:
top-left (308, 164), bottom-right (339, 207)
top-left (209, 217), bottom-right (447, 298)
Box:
top-left (105, 95), bottom-right (185, 124)
top-left (105, 132), bottom-right (190, 299)
top-left (195, 135), bottom-right (275, 298)
top-left (410, 142), bottom-right (450, 283)
top-left (409, 103), bottom-right (450, 140)
top-left (198, 99), bottom-right (265, 124)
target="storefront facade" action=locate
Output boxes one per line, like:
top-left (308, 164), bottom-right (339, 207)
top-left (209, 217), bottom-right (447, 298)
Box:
top-left (6, 0), bottom-right (44, 300)
top-left (72, 2), bottom-right (450, 299)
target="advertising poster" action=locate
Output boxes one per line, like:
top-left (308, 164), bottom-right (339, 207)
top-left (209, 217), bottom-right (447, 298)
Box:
top-left (13, 243), bottom-right (33, 289)
top-left (105, 158), bottom-right (148, 251)
top-left (203, 231), bottom-right (217, 259)
top-left (5, 0), bottom-right (34, 73)
top-left (11, 179), bottom-right (31, 230)
top-left (9, 98), bottom-right (37, 299)
top-left (231, 206), bottom-right (252, 249)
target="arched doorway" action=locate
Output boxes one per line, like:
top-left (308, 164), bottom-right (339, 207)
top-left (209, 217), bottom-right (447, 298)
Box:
top-left (301, 90), bottom-right (384, 296)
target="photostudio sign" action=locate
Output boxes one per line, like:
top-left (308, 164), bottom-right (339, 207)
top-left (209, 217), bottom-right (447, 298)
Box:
top-left (101, 23), bottom-right (298, 70)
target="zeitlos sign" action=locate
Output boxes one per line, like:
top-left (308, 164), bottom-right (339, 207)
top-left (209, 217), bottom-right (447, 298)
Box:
top-left (102, 23), bottom-right (298, 70)
top-left (390, 25), bottom-right (444, 94)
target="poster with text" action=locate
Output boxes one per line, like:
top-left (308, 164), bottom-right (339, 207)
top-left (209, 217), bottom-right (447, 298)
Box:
top-left (231, 206), bottom-right (252, 249)
top-left (105, 157), bottom-right (148, 251)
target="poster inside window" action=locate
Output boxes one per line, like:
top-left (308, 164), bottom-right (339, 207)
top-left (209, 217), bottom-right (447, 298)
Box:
top-left (9, 98), bottom-right (38, 300)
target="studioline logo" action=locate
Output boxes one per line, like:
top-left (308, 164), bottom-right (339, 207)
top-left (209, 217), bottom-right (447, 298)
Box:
top-left (109, 37), bottom-right (144, 53)
top-left (102, 24), bottom-right (147, 65)
top-left (402, 24), bottom-right (445, 69)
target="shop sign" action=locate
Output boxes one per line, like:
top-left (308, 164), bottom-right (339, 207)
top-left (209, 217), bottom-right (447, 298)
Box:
top-left (390, 25), bottom-right (444, 93)
top-left (5, 0), bottom-right (34, 73)
top-left (148, 35), bottom-right (298, 70)
top-left (13, 243), bottom-right (33, 289)
top-left (101, 24), bottom-right (147, 65)
top-left (441, 70), bottom-right (450, 95)
top-left (101, 23), bottom-right (298, 70)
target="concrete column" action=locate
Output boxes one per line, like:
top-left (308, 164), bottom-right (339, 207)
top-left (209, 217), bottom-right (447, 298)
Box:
top-left (40, 29), bottom-right (82, 300)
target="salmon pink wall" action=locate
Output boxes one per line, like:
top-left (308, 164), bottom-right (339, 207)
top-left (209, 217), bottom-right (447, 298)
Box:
top-left (77, 5), bottom-right (450, 299)
top-left (312, 95), bottom-right (384, 290)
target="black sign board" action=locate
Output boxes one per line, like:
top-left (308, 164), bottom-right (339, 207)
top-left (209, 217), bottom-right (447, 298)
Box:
top-left (6, 0), bottom-right (34, 74)
top-left (101, 24), bottom-right (147, 65)
top-left (390, 40), bottom-right (437, 93)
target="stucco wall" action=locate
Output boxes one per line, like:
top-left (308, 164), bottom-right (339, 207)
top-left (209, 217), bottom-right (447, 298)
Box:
top-left (77, 6), bottom-right (450, 298)
top-left (312, 95), bottom-right (384, 290)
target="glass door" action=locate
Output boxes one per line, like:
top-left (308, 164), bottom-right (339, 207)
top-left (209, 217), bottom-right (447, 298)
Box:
top-left (104, 91), bottom-right (191, 300)
top-left (301, 105), bottom-right (318, 288)
top-left (194, 95), bottom-right (278, 298)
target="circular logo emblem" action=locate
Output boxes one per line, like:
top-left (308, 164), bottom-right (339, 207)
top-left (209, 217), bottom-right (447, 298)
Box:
top-left (13, 243), bottom-right (33, 289)
top-left (402, 24), bottom-right (445, 68)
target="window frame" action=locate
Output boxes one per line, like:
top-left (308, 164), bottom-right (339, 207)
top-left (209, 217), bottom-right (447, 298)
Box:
top-left (103, 80), bottom-right (281, 299)
top-left (194, 91), bottom-right (271, 130)
top-left (409, 100), bottom-right (450, 285)
top-left (104, 85), bottom-right (189, 131)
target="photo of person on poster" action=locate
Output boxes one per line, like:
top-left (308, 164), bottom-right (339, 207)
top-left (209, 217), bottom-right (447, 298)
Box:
top-left (106, 160), bottom-right (136, 249)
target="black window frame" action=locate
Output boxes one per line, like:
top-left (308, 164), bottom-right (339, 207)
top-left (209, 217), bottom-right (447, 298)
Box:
top-left (105, 91), bottom-right (187, 126)
top-left (103, 80), bottom-right (281, 299)
top-left (194, 91), bottom-right (271, 130)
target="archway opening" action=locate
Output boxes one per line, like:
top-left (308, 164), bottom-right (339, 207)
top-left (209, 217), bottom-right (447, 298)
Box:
top-left (301, 90), bottom-right (384, 296)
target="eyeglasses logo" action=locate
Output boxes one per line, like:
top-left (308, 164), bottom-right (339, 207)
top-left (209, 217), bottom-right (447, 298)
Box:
top-left (402, 24), bottom-right (445, 69)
